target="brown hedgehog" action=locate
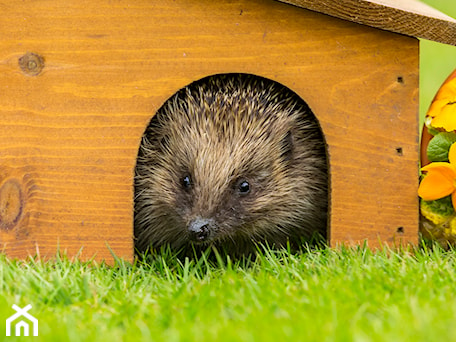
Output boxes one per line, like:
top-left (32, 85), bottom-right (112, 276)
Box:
top-left (134, 74), bottom-right (328, 255)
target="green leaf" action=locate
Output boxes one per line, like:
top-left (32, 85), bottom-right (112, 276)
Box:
top-left (427, 126), bottom-right (441, 137)
top-left (427, 132), bottom-right (456, 162)
top-left (421, 196), bottom-right (455, 218)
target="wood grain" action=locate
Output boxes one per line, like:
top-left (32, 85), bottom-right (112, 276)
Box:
top-left (0, 0), bottom-right (419, 262)
top-left (279, 0), bottom-right (456, 46)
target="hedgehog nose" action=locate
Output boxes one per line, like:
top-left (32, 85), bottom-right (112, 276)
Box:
top-left (188, 218), bottom-right (211, 242)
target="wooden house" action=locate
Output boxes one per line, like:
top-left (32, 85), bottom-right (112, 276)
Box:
top-left (1, 0), bottom-right (455, 262)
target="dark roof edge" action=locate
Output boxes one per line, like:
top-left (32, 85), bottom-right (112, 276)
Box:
top-left (277, 0), bottom-right (456, 46)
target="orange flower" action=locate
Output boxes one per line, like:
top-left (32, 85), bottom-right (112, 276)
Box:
top-left (419, 143), bottom-right (456, 210)
top-left (427, 77), bottom-right (456, 131)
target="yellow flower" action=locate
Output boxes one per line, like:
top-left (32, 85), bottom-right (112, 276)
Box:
top-left (419, 143), bottom-right (456, 210)
top-left (427, 76), bottom-right (456, 131)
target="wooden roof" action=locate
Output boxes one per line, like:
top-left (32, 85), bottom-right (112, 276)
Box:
top-left (277, 0), bottom-right (456, 46)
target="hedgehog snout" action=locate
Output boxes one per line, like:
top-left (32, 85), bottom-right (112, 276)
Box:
top-left (188, 217), bottom-right (214, 242)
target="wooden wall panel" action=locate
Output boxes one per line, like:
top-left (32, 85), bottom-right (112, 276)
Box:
top-left (0, 0), bottom-right (419, 262)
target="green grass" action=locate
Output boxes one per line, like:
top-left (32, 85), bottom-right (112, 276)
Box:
top-left (2, 245), bottom-right (456, 341)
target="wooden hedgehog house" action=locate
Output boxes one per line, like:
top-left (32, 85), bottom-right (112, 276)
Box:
top-left (1, 0), bottom-right (456, 263)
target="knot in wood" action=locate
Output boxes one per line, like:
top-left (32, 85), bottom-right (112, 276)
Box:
top-left (18, 52), bottom-right (45, 76)
top-left (0, 179), bottom-right (24, 230)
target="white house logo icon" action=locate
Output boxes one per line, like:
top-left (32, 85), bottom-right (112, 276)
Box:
top-left (5, 304), bottom-right (38, 337)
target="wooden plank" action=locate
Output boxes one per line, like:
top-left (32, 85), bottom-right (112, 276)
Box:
top-left (278, 0), bottom-right (456, 46)
top-left (0, 0), bottom-right (419, 262)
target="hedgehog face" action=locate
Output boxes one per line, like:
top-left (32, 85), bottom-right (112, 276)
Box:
top-left (170, 126), bottom-right (286, 245)
top-left (175, 171), bottom-right (257, 244)
top-left (134, 74), bottom-right (328, 254)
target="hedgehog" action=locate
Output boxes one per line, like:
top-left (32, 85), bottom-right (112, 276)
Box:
top-left (134, 74), bottom-right (328, 256)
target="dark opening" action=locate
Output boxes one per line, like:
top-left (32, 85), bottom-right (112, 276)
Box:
top-left (134, 73), bottom-right (329, 255)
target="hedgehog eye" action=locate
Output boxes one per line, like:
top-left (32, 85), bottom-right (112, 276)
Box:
top-left (181, 174), bottom-right (192, 190)
top-left (237, 179), bottom-right (250, 195)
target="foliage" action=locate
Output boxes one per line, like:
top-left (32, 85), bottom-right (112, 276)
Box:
top-left (427, 132), bottom-right (456, 162)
